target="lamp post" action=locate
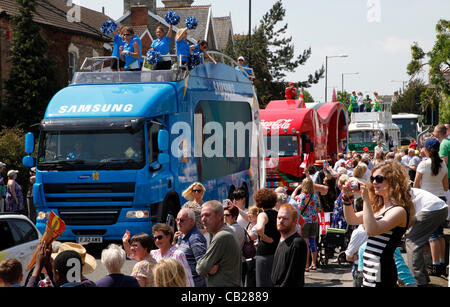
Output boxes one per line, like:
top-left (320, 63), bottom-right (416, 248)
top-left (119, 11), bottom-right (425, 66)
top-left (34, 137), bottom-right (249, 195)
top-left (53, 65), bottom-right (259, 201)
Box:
top-left (325, 54), bottom-right (349, 102)
top-left (341, 72), bottom-right (359, 93)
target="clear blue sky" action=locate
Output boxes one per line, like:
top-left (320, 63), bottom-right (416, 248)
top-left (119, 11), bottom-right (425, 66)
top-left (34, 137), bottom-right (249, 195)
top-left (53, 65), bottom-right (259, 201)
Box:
top-left (73, 0), bottom-right (450, 102)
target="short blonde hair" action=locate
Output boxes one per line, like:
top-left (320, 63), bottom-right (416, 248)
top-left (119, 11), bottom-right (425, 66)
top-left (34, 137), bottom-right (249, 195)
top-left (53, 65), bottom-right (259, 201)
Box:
top-left (353, 163), bottom-right (367, 179)
top-left (181, 182), bottom-right (206, 201)
top-left (248, 205), bottom-right (262, 216)
top-left (153, 258), bottom-right (187, 287)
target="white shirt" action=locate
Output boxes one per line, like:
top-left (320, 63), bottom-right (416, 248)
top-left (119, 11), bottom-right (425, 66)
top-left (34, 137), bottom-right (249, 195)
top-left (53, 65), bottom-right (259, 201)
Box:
top-left (333, 159), bottom-right (346, 171)
top-left (345, 225), bottom-right (368, 265)
top-left (416, 160), bottom-right (447, 197)
top-left (410, 188), bottom-right (448, 216)
top-left (401, 155), bottom-right (411, 166)
top-left (374, 145), bottom-right (383, 155)
top-left (408, 156), bottom-right (421, 168)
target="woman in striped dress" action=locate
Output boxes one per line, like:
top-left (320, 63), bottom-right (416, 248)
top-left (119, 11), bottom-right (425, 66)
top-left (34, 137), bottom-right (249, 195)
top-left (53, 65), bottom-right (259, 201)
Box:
top-left (342, 160), bottom-right (414, 287)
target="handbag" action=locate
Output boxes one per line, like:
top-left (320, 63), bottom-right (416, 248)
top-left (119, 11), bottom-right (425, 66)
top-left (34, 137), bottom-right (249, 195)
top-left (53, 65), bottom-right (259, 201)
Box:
top-left (242, 229), bottom-right (256, 259)
top-left (297, 196), bottom-right (311, 227)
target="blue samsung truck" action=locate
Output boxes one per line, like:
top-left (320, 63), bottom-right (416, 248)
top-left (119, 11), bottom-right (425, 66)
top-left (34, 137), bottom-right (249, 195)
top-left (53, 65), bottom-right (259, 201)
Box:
top-left (23, 57), bottom-right (266, 243)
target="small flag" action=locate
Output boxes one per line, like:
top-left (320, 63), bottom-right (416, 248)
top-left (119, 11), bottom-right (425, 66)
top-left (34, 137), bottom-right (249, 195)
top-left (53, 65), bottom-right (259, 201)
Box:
top-left (319, 211), bottom-right (331, 235)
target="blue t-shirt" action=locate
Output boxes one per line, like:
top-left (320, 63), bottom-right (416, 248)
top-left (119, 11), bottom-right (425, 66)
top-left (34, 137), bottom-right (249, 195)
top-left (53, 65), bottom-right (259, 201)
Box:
top-left (235, 64), bottom-right (253, 77)
top-left (151, 35), bottom-right (171, 58)
top-left (176, 39), bottom-right (191, 63)
top-left (123, 35), bottom-right (142, 70)
top-left (112, 34), bottom-right (124, 58)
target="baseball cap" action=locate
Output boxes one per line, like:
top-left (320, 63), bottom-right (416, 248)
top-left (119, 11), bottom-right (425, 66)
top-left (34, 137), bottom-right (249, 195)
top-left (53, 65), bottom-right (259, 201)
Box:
top-left (0, 162), bottom-right (6, 167)
top-left (7, 170), bottom-right (18, 177)
top-left (238, 56), bottom-right (244, 61)
top-left (424, 138), bottom-right (440, 151)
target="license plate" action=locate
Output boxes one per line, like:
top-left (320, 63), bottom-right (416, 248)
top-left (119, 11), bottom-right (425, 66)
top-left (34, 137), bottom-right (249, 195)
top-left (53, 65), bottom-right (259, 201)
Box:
top-left (77, 236), bottom-right (103, 244)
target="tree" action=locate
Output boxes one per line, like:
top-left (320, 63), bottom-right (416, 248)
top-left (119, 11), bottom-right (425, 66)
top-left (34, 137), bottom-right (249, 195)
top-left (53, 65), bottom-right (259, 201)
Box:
top-left (391, 79), bottom-right (427, 115)
top-left (2, 0), bottom-right (58, 129)
top-left (226, 1), bottom-right (324, 107)
top-left (336, 91), bottom-right (351, 110)
top-left (407, 19), bottom-right (450, 124)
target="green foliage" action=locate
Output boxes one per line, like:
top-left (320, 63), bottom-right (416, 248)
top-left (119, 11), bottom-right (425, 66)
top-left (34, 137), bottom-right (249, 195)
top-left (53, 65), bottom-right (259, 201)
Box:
top-left (392, 79), bottom-right (427, 114)
top-left (2, 0), bottom-right (59, 129)
top-left (225, 0), bottom-right (324, 107)
top-left (337, 91), bottom-right (351, 109)
top-left (0, 126), bottom-right (31, 194)
top-left (438, 94), bottom-right (450, 124)
top-left (301, 89), bottom-right (314, 102)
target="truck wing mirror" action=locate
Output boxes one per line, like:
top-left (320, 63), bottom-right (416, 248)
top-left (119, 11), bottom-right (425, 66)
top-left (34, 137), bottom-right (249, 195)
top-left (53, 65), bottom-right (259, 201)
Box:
top-left (158, 130), bottom-right (169, 152)
top-left (25, 132), bottom-right (35, 154)
top-left (23, 155), bottom-right (35, 168)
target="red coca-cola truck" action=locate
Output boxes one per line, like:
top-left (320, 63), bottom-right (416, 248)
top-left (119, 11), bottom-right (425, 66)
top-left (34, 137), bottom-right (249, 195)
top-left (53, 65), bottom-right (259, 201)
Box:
top-left (260, 99), bottom-right (348, 190)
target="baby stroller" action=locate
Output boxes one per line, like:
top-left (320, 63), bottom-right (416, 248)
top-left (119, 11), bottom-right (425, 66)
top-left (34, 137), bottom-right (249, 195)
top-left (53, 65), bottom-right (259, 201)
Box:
top-left (317, 226), bottom-right (353, 267)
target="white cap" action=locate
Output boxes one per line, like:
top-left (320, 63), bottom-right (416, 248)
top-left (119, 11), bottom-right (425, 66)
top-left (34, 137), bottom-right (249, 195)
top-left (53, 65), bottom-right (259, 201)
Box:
top-left (7, 170), bottom-right (18, 177)
top-left (238, 56), bottom-right (244, 61)
top-left (0, 162), bottom-right (6, 167)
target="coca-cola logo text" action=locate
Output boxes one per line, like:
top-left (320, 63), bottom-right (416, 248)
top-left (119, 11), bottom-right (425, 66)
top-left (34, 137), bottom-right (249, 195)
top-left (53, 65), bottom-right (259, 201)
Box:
top-left (261, 119), bottom-right (294, 130)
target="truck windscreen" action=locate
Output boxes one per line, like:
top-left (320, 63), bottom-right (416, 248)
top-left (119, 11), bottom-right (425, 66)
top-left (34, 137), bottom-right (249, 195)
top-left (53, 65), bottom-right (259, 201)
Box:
top-left (37, 129), bottom-right (145, 170)
top-left (264, 135), bottom-right (299, 157)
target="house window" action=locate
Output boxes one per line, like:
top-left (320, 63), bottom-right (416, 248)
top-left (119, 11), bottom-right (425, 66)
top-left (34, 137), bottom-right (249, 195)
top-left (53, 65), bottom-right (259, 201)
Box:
top-left (68, 52), bottom-right (77, 83)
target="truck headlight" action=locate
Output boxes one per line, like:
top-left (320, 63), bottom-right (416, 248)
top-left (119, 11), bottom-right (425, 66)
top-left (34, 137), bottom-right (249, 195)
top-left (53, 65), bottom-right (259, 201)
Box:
top-left (126, 210), bottom-right (149, 219)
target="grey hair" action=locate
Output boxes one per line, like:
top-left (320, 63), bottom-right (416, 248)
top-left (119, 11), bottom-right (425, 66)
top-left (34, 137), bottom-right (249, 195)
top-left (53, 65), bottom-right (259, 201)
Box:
top-left (202, 200), bottom-right (224, 215)
top-left (101, 244), bottom-right (126, 273)
top-left (179, 207), bottom-right (196, 221)
top-left (276, 192), bottom-right (288, 204)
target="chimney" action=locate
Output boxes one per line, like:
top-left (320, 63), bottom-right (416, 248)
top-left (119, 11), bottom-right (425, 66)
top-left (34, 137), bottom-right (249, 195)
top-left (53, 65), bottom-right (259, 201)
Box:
top-left (131, 5), bottom-right (149, 26)
top-left (162, 0), bottom-right (194, 8)
top-left (124, 1), bottom-right (156, 14)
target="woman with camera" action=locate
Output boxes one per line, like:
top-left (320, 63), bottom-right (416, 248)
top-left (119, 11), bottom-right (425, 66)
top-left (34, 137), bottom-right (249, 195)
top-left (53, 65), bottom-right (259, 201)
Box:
top-left (343, 160), bottom-right (414, 287)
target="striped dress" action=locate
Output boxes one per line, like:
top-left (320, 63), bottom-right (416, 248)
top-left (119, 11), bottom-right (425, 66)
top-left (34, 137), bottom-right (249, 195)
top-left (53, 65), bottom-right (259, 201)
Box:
top-left (362, 206), bottom-right (409, 287)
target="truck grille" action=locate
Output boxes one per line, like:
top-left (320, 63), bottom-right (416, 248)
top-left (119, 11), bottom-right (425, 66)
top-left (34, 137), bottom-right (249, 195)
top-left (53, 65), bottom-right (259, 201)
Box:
top-left (59, 207), bottom-right (122, 225)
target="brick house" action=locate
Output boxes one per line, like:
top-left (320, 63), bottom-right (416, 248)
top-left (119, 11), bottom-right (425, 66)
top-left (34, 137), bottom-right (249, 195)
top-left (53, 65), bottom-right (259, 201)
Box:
top-left (119, 0), bottom-right (234, 57)
top-left (0, 0), bottom-right (112, 96)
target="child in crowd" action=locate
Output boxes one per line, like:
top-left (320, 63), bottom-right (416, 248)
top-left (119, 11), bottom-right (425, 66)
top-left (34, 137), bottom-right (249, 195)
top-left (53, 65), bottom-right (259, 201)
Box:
top-left (0, 258), bottom-right (23, 287)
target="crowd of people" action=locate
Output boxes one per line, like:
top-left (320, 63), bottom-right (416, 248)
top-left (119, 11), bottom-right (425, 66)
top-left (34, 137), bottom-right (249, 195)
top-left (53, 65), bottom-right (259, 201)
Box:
top-left (1, 125), bottom-right (449, 288)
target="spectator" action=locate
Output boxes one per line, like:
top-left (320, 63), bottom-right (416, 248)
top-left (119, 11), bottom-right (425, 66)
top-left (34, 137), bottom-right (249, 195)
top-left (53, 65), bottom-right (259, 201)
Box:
top-left (434, 124), bottom-right (450, 184)
top-left (150, 223), bottom-right (194, 287)
top-left (404, 148), bottom-right (421, 183)
top-left (175, 28), bottom-right (191, 66)
top-left (275, 192), bottom-right (288, 211)
top-left (388, 136), bottom-right (396, 152)
top-left (364, 94), bottom-right (372, 112)
top-left (5, 170), bottom-right (24, 214)
top-left (331, 174), bottom-right (349, 230)
top-left (173, 208), bottom-right (207, 287)
top-left (26, 167), bottom-right (36, 223)
top-left (120, 26), bottom-right (142, 71)
top-left (343, 160), bottom-right (414, 287)
top-left (408, 138), bottom-right (418, 150)
top-left (254, 188), bottom-right (280, 286)
top-left (0, 258), bottom-right (23, 287)
top-left (315, 174), bottom-right (337, 213)
top-left (0, 161), bottom-right (6, 212)
top-left (96, 244), bottom-right (140, 287)
top-left (291, 177), bottom-right (319, 272)
top-left (345, 225), bottom-right (367, 287)
top-left (53, 250), bottom-right (84, 287)
top-left (406, 188), bottom-right (449, 286)
top-left (245, 206), bottom-right (262, 287)
top-left (224, 204), bottom-right (247, 285)
top-left (153, 258), bottom-right (187, 287)
top-left (191, 39), bottom-right (217, 65)
top-left (333, 153), bottom-right (346, 171)
top-left (122, 231), bottom-right (157, 287)
top-left (230, 188), bottom-right (249, 228)
top-left (151, 24), bottom-right (173, 70)
top-left (271, 204), bottom-right (307, 287)
top-left (182, 182), bottom-right (206, 232)
top-left (374, 141), bottom-right (384, 157)
top-left (196, 200), bottom-right (242, 287)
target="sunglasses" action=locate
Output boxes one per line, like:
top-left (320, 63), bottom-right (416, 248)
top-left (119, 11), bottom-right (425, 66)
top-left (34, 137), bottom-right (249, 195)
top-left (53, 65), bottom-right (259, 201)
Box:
top-left (370, 175), bottom-right (386, 183)
top-left (154, 235), bottom-right (165, 241)
top-left (175, 218), bottom-right (185, 223)
top-left (123, 33), bottom-right (131, 36)
top-left (192, 190), bottom-right (202, 193)
top-left (224, 214), bottom-right (231, 217)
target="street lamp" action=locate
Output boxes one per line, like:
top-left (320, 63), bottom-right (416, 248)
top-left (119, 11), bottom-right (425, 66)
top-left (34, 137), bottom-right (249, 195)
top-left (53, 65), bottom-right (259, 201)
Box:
top-left (390, 80), bottom-right (407, 92)
top-left (325, 54), bottom-right (349, 102)
top-left (342, 72), bottom-right (359, 93)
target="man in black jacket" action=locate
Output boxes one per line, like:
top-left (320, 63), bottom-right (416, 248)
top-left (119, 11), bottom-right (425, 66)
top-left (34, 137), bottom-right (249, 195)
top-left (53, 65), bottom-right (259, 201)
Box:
top-left (271, 204), bottom-right (307, 287)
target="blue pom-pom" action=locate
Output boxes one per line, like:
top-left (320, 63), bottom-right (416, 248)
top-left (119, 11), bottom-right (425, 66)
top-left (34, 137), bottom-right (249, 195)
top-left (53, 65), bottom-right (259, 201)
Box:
top-left (147, 49), bottom-right (161, 65)
top-left (189, 52), bottom-right (202, 67)
top-left (165, 10), bottom-right (180, 25)
top-left (101, 19), bottom-right (117, 35)
top-left (185, 16), bottom-right (198, 30)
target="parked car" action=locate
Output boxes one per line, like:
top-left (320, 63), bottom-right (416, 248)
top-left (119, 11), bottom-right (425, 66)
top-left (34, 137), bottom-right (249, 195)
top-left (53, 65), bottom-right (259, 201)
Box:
top-left (0, 213), bottom-right (41, 286)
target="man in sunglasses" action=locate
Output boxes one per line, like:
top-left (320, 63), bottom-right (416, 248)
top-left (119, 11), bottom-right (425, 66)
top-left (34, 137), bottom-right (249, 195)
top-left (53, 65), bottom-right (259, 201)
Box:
top-left (173, 208), bottom-right (207, 287)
